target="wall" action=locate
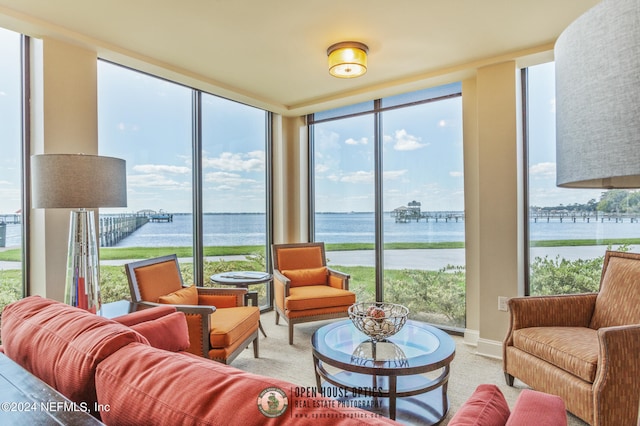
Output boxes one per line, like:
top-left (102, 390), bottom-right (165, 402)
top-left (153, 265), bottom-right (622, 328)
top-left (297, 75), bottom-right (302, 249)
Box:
top-left (29, 38), bottom-right (98, 301)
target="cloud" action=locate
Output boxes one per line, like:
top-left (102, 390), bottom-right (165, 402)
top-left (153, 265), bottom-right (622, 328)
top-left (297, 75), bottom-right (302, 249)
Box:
top-left (391, 129), bottom-right (427, 151)
top-left (127, 173), bottom-right (189, 189)
top-left (332, 169), bottom-right (406, 184)
top-left (345, 137), bottom-right (368, 145)
top-left (340, 171), bottom-right (373, 184)
top-left (204, 171), bottom-right (259, 187)
top-left (203, 151), bottom-right (265, 172)
top-left (133, 164), bottom-right (190, 174)
top-left (529, 162), bottom-right (556, 179)
top-left (449, 171), bottom-right (463, 177)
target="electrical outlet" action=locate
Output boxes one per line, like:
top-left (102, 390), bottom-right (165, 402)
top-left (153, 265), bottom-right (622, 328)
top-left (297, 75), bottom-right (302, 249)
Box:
top-left (498, 296), bottom-right (509, 312)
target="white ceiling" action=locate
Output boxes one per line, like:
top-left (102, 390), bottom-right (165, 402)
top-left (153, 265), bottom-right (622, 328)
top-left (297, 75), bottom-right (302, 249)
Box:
top-left (0, 0), bottom-right (600, 116)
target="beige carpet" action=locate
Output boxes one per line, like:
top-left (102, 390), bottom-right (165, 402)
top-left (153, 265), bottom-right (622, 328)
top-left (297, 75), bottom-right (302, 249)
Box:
top-left (234, 311), bottom-right (587, 425)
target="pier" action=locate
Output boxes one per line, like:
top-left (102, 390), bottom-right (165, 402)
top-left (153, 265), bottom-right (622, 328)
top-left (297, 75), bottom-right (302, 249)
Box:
top-left (99, 214), bottom-right (149, 247)
top-left (391, 201), bottom-right (465, 223)
top-left (530, 211), bottom-right (640, 223)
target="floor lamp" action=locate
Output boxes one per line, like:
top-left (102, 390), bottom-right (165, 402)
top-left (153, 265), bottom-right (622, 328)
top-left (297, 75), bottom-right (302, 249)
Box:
top-left (556, 3), bottom-right (640, 420)
top-left (31, 154), bottom-right (127, 314)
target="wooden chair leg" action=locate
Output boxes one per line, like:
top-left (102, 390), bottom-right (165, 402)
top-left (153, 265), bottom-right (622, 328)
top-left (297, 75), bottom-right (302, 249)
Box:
top-left (505, 372), bottom-right (514, 386)
top-left (275, 311), bottom-right (280, 325)
top-left (289, 323), bottom-right (294, 345)
top-left (253, 335), bottom-right (259, 358)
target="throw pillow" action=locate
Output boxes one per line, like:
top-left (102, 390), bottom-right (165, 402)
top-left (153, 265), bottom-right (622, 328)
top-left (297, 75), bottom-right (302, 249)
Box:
top-left (158, 285), bottom-right (198, 305)
top-left (282, 266), bottom-right (328, 288)
top-left (130, 311), bottom-right (190, 352)
top-left (448, 384), bottom-right (511, 426)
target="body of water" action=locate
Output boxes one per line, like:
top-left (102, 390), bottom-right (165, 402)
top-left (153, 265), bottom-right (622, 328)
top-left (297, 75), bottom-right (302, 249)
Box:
top-left (3, 212), bottom-right (640, 248)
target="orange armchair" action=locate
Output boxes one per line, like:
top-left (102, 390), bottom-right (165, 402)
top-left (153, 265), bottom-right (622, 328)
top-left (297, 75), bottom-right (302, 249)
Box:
top-left (124, 254), bottom-right (259, 364)
top-left (271, 242), bottom-right (356, 344)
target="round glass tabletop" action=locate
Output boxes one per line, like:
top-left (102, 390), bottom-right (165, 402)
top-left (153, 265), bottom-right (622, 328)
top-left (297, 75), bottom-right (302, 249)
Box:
top-left (312, 319), bottom-right (455, 375)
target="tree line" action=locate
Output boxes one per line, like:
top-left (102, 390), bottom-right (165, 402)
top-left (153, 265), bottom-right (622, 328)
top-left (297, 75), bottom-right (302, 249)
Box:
top-left (532, 190), bottom-right (640, 214)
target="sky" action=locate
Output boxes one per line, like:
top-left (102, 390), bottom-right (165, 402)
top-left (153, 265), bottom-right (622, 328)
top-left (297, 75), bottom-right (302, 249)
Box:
top-left (0, 27), bottom-right (606, 215)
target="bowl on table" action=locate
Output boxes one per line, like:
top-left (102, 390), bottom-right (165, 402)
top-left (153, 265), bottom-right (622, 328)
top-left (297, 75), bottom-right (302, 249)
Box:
top-left (348, 302), bottom-right (409, 342)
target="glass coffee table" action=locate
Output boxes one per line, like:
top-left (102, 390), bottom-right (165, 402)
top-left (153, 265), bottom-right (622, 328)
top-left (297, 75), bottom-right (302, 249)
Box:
top-left (311, 319), bottom-right (455, 424)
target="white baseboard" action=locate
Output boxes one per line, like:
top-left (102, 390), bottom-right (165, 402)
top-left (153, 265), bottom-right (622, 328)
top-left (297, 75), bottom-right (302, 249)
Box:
top-left (463, 329), bottom-right (479, 347)
top-left (476, 338), bottom-right (503, 360)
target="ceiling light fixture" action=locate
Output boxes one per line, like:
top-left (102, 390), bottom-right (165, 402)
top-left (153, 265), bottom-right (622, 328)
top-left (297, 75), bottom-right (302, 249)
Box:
top-left (327, 41), bottom-right (369, 78)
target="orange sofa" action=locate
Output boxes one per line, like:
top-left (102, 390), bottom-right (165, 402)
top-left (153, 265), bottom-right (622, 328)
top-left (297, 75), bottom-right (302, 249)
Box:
top-left (0, 296), bottom-right (400, 425)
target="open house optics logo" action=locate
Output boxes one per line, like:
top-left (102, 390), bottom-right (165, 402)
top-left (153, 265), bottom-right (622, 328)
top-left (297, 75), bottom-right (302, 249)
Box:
top-left (257, 387), bottom-right (288, 418)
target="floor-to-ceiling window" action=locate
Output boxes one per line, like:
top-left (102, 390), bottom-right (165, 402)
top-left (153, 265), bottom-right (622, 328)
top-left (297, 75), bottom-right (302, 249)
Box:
top-left (98, 61), bottom-right (271, 307)
top-left (381, 88), bottom-right (464, 329)
top-left (310, 84), bottom-right (465, 330)
top-left (311, 106), bottom-right (375, 301)
top-left (201, 93), bottom-right (269, 308)
top-left (525, 62), bottom-right (640, 295)
top-left (0, 27), bottom-right (25, 312)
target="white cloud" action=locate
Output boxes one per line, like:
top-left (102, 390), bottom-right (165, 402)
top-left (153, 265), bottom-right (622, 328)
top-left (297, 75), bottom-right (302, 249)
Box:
top-left (383, 170), bottom-right (407, 180)
top-left (449, 171), bottom-right (463, 177)
top-left (345, 137), bottom-right (368, 145)
top-left (529, 162), bottom-right (556, 179)
top-left (341, 171), bottom-right (373, 184)
top-left (133, 164), bottom-right (190, 174)
top-left (204, 171), bottom-right (258, 187)
top-left (203, 151), bottom-right (265, 172)
top-left (391, 129), bottom-right (427, 151)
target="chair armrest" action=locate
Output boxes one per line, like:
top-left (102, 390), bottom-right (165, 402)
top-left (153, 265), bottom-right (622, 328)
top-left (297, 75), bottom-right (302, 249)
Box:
top-left (111, 304), bottom-right (177, 327)
top-left (196, 287), bottom-right (247, 307)
top-left (327, 268), bottom-right (350, 290)
top-left (132, 300), bottom-right (216, 316)
top-left (592, 324), bottom-right (640, 424)
top-left (273, 270), bottom-right (291, 310)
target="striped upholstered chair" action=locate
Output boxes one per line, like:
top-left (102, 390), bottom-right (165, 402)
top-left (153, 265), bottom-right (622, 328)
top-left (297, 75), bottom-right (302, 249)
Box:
top-left (503, 250), bottom-right (640, 426)
top-left (271, 242), bottom-right (356, 344)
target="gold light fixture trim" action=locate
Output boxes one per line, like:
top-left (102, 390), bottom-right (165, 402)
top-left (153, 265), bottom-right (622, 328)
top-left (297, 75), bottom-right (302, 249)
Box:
top-left (327, 41), bottom-right (369, 78)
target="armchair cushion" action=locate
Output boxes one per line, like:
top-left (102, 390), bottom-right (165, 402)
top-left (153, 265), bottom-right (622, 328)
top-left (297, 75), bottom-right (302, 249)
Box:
top-left (209, 306), bottom-right (260, 348)
top-left (274, 245), bottom-right (324, 270)
top-left (285, 285), bottom-right (356, 311)
top-left (282, 266), bottom-right (328, 287)
top-left (158, 285), bottom-right (198, 305)
top-left (130, 311), bottom-right (190, 352)
top-left (590, 256), bottom-right (640, 329)
top-left (513, 327), bottom-right (598, 383)
top-left (134, 259), bottom-right (184, 301)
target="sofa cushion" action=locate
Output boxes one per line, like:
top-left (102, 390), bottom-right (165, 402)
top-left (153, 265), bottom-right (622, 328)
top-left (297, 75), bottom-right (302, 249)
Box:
top-left (130, 311), bottom-right (190, 352)
top-left (505, 389), bottom-right (567, 426)
top-left (285, 285), bottom-right (356, 311)
top-left (282, 267), bottom-right (328, 288)
top-left (197, 294), bottom-right (239, 308)
top-left (158, 285), bottom-right (198, 305)
top-left (448, 384), bottom-right (510, 426)
top-left (0, 296), bottom-right (148, 414)
top-left (512, 326), bottom-right (598, 383)
top-left (590, 255), bottom-right (640, 329)
top-left (96, 343), bottom-right (399, 425)
top-left (209, 306), bottom-right (260, 348)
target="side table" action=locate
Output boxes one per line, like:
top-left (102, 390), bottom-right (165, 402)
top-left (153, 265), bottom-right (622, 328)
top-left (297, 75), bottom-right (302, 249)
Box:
top-left (210, 271), bottom-right (272, 338)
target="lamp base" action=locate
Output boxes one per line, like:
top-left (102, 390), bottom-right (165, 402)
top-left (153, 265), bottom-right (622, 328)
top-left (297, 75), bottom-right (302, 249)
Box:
top-left (65, 209), bottom-right (101, 313)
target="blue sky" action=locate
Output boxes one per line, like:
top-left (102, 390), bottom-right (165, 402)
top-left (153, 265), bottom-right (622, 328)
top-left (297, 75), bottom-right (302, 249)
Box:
top-left (0, 27), bottom-right (606, 215)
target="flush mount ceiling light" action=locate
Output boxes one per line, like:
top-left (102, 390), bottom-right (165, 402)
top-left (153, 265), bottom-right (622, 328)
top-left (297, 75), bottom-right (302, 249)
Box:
top-left (327, 41), bottom-right (369, 78)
